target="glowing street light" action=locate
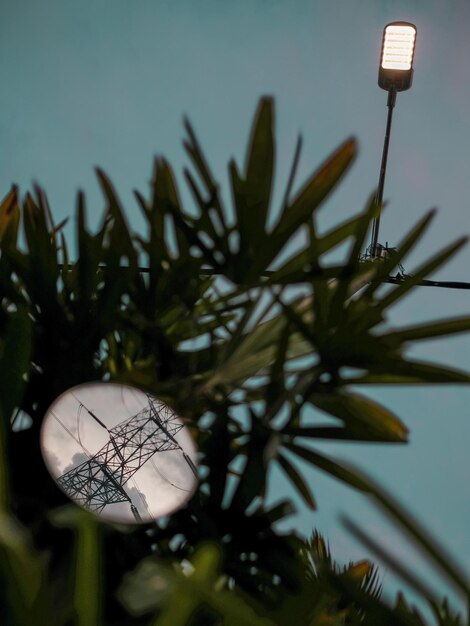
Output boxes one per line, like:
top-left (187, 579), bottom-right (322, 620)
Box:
top-left (379, 22), bottom-right (416, 91)
top-left (369, 22), bottom-right (417, 258)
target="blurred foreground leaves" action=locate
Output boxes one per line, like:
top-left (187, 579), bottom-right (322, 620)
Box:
top-left (0, 97), bottom-right (468, 624)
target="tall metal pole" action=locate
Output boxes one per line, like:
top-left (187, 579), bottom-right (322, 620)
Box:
top-left (370, 87), bottom-right (397, 257)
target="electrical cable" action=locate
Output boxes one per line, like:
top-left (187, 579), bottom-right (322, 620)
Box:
top-left (57, 263), bottom-right (470, 290)
top-left (76, 403), bottom-right (84, 450)
top-left (50, 409), bottom-right (92, 457)
top-left (70, 390), bottom-right (108, 431)
top-left (150, 456), bottom-right (192, 492)
top-left (386, 276), bottom-right (470, 290)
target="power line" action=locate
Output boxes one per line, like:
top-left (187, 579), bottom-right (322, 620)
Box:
top-left (386, 276), bottom-right (470, 290)
top-left (55, 396), bottom-right (187, 521)
top-left (50, 409), bottom-right (91, 455)
top-left (150, 456), bottom-right (192, 493)
top-left (56, 263), bottom-right (470, 291)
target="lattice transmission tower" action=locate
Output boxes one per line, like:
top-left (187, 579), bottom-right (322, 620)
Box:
top-left (57, 396), bottom-right (197, 522)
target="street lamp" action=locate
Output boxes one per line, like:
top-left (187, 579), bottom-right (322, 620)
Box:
top-left (379, 22), bottom-right (416, 91)
top-left (369, 21), bottom-right (417, 258)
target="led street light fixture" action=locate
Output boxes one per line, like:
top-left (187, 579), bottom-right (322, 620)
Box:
top-left (369, 21), bottom-right (417, 258)
top-left (378, 22), bottom-right (416, 92)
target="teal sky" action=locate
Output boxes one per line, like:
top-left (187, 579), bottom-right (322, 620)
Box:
top-left (2, 0), bottom-right (469, 611)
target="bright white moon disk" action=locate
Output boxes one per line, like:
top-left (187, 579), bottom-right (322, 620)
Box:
top-left (41, 382), bottom-right (199, 523)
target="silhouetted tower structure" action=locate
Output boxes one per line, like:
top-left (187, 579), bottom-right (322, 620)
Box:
top-left (57, 396), bottom-right (197, 521)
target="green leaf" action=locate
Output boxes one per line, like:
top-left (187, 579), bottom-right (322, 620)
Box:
top-left (184, 167), bottom-right (227, 254)
top-left (327, 192), bottom-right (379, 326)
top-left (95, 168), bottom-right (137, 268)
top-left (309, 391), bottom-right (408, 443)
top-left (203, 296), bottom-right (280, 389)
top-left (383, 316), bottom-right (470, 344)
top-left (76, 191), bottom-right (102, 306)
top-left (0, 310), bottom-right (32, 513)
top-left (285, 425), bottom-right (405, 442)
top-left (205, 416), bottom-right (232, 508)
top-left (0, 310), bottom-right (32, 425)
top-left (0, 513), bottom-right (47, 626)
top-left (341, 470), bottom-right (470, 598)
top-left (121, 544), bottom-right (275, 626)
top-left (350, 359), bottom-right (470, 384)
top-left (342, 516), bottom-right (439, 604)
top-left (280, 134), bottom-right (302, 210)
top-left (262, 500), bottom-right (297, 524)
top-left (118, 558), bottom-right (171, 616)
top-left (285, 443), bottom-right (371, 493)
top-left (52, 507), bottom-right (102, 626)
top-left (228, 158), bottom-right (251, 256)
top-left (270, 138), bottom-right (357, 250)
top-left (155, 159), bottom-right (193, 258)
top-left (242, 96), bottom-right (274, 240)
top-left (277, 452), bottom-right (317, 509)
top-left (230, 411), bottom-right (271, 510)
top-left (183, 118), bottom-right (228, 233)
top-left (22, 193), bottom-right (60, 303)
top-left (0, 312), bottom-right (31, 512)
top-left (266, 215), bottom-right (363, 285)
top-left (0, 185), bottom-right (20, 246)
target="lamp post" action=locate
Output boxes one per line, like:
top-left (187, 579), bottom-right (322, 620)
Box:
top-left (369, 21), bottom-right (417, 259)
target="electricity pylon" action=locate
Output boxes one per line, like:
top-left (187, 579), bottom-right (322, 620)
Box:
top-left (57, 396), bottom-right (197, 522)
